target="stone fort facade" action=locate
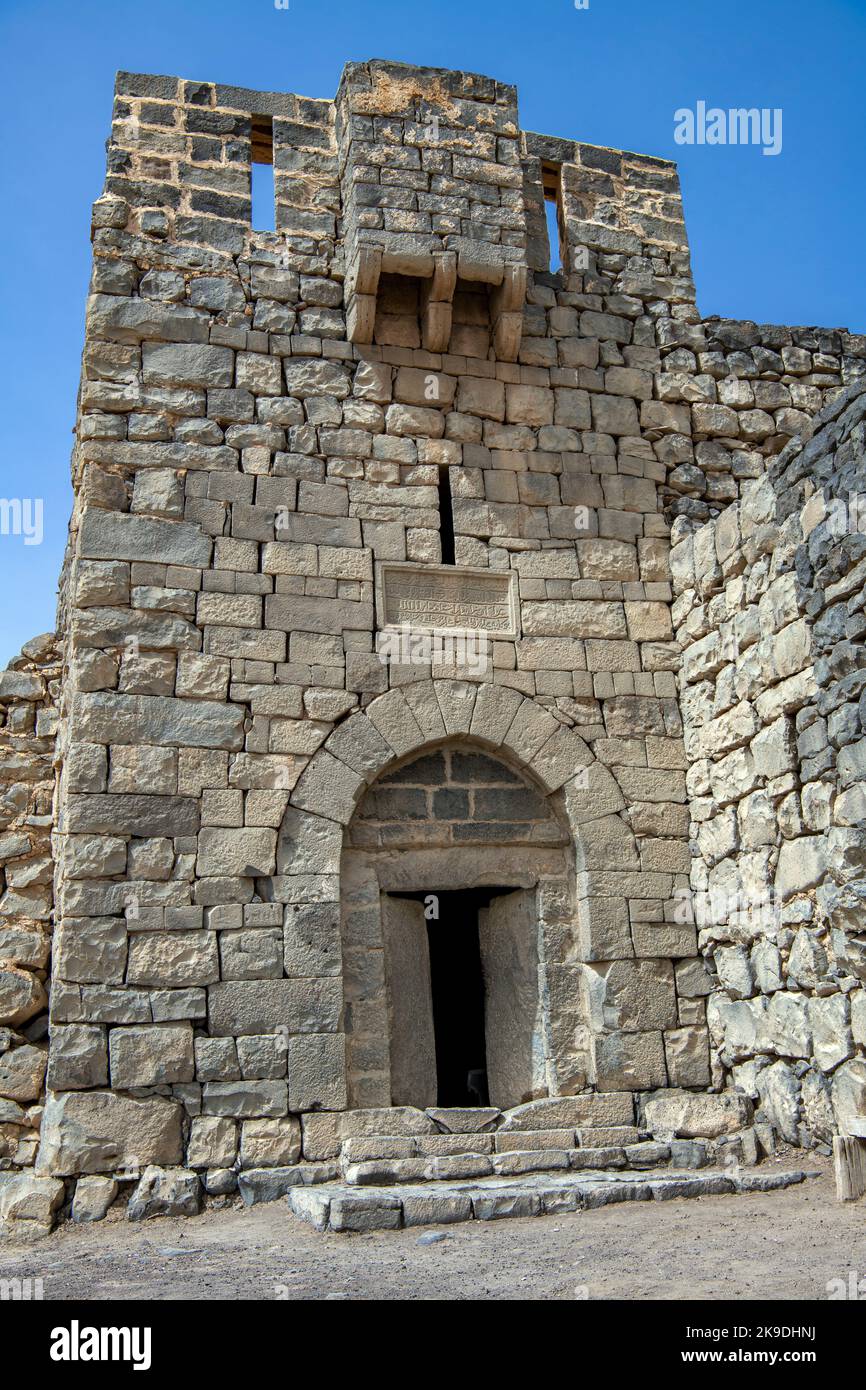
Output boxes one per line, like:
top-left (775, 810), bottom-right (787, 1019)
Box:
top-left (1, 59), bottom-right (865, 1229)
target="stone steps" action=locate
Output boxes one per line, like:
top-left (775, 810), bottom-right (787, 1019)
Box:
top-left (232, 1139), bottom-right (684, 1206)
top-left (236, 1136), bottom-right (696, 1206)
top-left (337, 1127), bottom-right (711, 1183)
top-left (338, 1125), bottom-right (651, 1162)
top-left (340, 1138), bottom-right (689, 1185)
top-left (288, 1167), bottom-right (818, 1234)
top-left (235, 1095), bottom-right (753, 1208)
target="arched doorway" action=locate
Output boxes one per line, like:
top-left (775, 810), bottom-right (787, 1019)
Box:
top-left (283, 676), bottom-right (697, 1115)
top-left (340, 741), bottom-right (572, 1110)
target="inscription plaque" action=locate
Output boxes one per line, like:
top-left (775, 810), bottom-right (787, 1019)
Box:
top-left (376, 562), bottom-right (519, 638)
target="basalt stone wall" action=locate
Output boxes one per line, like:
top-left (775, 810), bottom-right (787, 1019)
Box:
top-left (347, 746), bottom-right (566, 850)
top-left (672, 382), bottom-right (866, 1151)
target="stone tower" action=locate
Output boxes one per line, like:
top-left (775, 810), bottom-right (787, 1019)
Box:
top-left (1, 60), bottom-right (865, 1228)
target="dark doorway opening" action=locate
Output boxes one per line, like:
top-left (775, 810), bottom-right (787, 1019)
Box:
top-left (393, 887), bottom-right (516, 1107)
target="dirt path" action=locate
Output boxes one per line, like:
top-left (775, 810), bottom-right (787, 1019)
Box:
top-left (1, 1160), bottom-right (863, 1301)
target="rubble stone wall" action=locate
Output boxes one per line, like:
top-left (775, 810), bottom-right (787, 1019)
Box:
top-left (0, 635), bottom-right (61, 1171)
top-left (664, 318), bottom-right (866, 519)
top-left (673, 382), bottom-right (866, 1149)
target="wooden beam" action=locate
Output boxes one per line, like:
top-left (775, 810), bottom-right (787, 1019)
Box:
top-left (541, 161), bottom-right (561, 198)
top-left (251, 114), bottom-right (274, 165)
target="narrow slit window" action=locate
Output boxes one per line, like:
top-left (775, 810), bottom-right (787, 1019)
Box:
top-left (542, 162), bottom-right (563, 272)
top-left (251, 114), bottom-right (275, 231)
top-left (438, 466), bottom-right (456, 565)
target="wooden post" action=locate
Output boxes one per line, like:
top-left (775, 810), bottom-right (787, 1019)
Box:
top-left (833, 1135), bottom-right (866, 1202)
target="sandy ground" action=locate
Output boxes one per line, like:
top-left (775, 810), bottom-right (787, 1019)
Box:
top-left (1, 1157), bottom-right (863, 1301)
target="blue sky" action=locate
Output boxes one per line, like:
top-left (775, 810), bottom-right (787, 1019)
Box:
top-left (1, 0), bottom-right (864, 666)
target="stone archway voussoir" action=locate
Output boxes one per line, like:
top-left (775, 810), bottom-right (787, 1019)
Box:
top-left (323, 712), bottom-right (393, 782)
top-left (501, 697), bottom-right (561, 767)
top-left (433, 679), bottom-right (478, 735)
top-left (365, 687), bottom-right (425, 757)
top-left (529, 723), bottom-right (593, 793)
top-left (402, 679), bottom-right (447, 741)
top-left (468, 682), bottom-right (524, 745)
top-left (290, 748), bottom-right (365, 825)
